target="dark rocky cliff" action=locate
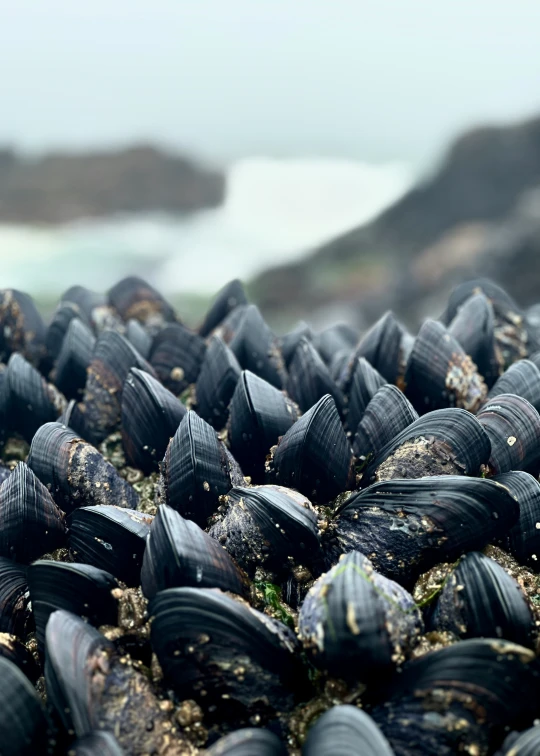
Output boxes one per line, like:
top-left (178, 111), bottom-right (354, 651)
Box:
top-left (0, 145), bottom-right (224, 224)
top-left (252, 115), bottom-right (540, 328)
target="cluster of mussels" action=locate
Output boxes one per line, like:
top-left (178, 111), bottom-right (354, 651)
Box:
top-left (3, 278), bottom-right (540, 755)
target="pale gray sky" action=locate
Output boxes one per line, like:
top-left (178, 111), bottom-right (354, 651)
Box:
top-left (2, 0), bottom-right (540, 166)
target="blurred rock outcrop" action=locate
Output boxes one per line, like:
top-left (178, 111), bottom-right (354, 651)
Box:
top-left (253, 115), bottom-right (540, 329)
top-left (0, 145), bottom-right (224, 223)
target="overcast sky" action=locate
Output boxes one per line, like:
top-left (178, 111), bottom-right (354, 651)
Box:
top-left (2, 1), bottom-right (540, 166)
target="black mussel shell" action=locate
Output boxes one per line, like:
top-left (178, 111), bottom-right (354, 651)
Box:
top-left (442, 279), bottom-right (521, 325)
top-left (215, 303), bottom-right (251, 344)
top-left (229, 304), bottom-right (287, 389)
top-left (0, 657), bottom-right (49, 755)
top-left (495, 471), bottom-right (540, 572)
top-left (0, 632), bottom-right (39, 682)
top-left (160, 410), bottom-right (241, 527)
top-left (46, 609), bottom-right (194, 752)
top-left (81, 329), bottom-right (156, 445)
top-left (150, 587), bottom-right (308, 724)
top-left (498, 726), bottom-right (540, 756)
top-left (53, 317), bottom-right (95, 399)
top-left (0, 462), bottom-right (10, 486)
top-left (208, 484), bottom-right (321, 579)
top-left (62, 285), bottom-right (104, 325)
top-left (0, 365), bottom-right (8, 446)
top-left (28, 560), bottom-right (119, 646)
top-left (0, 557), bottom-right (31, 636)
top-left (199, 278), bottom-right (248, 338)
top-left (477, 394), bottom-right (540, 475)
top-left (447, 291), bottom-right (501, 387)
top-left (280, 321), bottom-right (313, 368)
top-left (362, 407), bottom-right (491, 485)
top-left (353, 384), bottom-right (418, 459)
top-left (342, 311), bottom-right (409, 387)
top-left (345, 357), bottom-right (385, 432)
top-left (328, 476), bottom-right (519, 588)
top-left (45, 302), bottom-right (85, 366)
top-left (426, 551), bottom-right (534, 647)
top-left (487, 359), bottom-right (540, 412)
top-left (267, 395), bottom-right (352, 503)
top-left (28, 421), bottom-right (139, 512)
top-left (149, 323), bottom-right (206, 395)
top-left (404, 319), bottom-right (487, 413)
top-left (228, 370), bottom-right (298, 484)
top-left (69, 506), bottom-right (153, 585)
top-left (207, 728), bottom-right (287, 756)
top-left (0, 289), bottom-right (46, 367)
top-left (69, 731), bottom-right (124, 756)
top-left (141, 504), bottom-right (246, 599)
top-left (6, 352), bottom-right (66, 441)
top-left (299, 551), bottom-right (423, 682)
top-left (121, 367), bottom-right (186, 474)
top-left (370, 639), bottom-right (540, 755)
top-left (287, 337), bottom-right (345, 414)
top-left (314, 323), bottom-right (358, 365)
top-left (195, 335), bottom-right (241, 430)
top-left (0, 462), bottom-right (66, 563)
top-left (108, 275), bottom-right (176, 325)
top-left (303, 705), bottom-right (395, 756)
top-left (125, 318), bottom-right (152, 359)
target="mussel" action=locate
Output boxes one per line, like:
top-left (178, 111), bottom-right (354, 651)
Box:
top-left (199, 278), bottom-right (248, 338)
top-left (266, 394), bottom-right (353, 503)
top-left (0, 557), bottom-right (31, 636)
top-left (69, 731), bottom-right (124, 756)
top-left (303, 705), bottom-right (395, 756)
top-left (229, 305), bottom-right (286, 389)
top-left (495, 471), bottom-right (540, 571)
top-left (108, 275), bottom-right (176, 326)
top-left (298, 551), bottom-right (423, 682)
top-left (195, 335), bottom-right (241, 430)
top-left (0, 657), bottom-right (49, 755)
top-left (121, 367), bottom-right (186, 473)
top-left (0, 289), bottom-right (46, 367)
top-left (286, 337), bottom-right (345, 414)
top-left (477, 393), bottom-right (540, 474)
top-left (345, 357), bottom-right (386, 432)
top-left (447, 291), bottom-right (501, 387)
top-left (207, 728), bottom-right (287, 756)
top-left (53, 317), bottom-right (95, 399)
top-left (487, 359), bottom-right (540, 412)
top-left (149, 323), bottom-right (206, 395)
top-left (353, 384), bottom-right (418, 460)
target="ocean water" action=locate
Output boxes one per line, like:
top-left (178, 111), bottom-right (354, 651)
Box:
top-left (0, 157), bottom-right (413, 297)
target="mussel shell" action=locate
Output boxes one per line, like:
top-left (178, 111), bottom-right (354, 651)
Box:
top-left (69, 506), bottom-right (153, 585)
top-left (45, 302), bottom-right (84, 365)
top-left (0, 632), bottom-right (39, 682)
top-left (0, 557), bottom-right (31, 636)
top-left (345, 357), bottom-right (386, 432)
top-left (69, 731), bottom-right (124, 756)
top-left (149, 323), bottom-right (206, 395)
top-left (426, 551), bottom-right (534, 647)
top-left (195, 335), bottom-right (241, 430)
top-left (498, 726), bottom-right (540, 756)
top-left (447, 291), bottom-right (501, 387)
top-left (150, 587), bottom-right (307, 723)
top-left (404, 319), bottom-right (487, 413)
top-left (477, 393), bottom-right (540, 474)
top-left (495, 471), bottom-right (540, 572)
top-left (314, 323), bottom-right (358, 365)
top-left (160, 410), bottom-right (239, 527)
top-left (298, 551), bottom-right (423, 681)
top-left (370, 639), bottom-right (540, 751)
top-left (0, 289), bottom-right (46, 367)
top-left (6, 352), bottom-right (66, 441)
top-left (229, 304), bottom-right (286, 389)
top-left (215, 303), bottom-right (250, 344)
top-left (207, 728), bottom-right (287, 756)
top-left (0, 657), bottom-right (49, 756)
top-left (125, 318), bottom-right (152, 359)
top-left (208, 484), bottom-right (321, 578)
top-left (302, 705), bottom-right (394, 756)
top-left (28, 421), bottom-right (139, 512)
top-left (329, 476), bottom-right (519, 588)
top-left (280, 321), bottom-right (313, 368)
top-left (267, 395), bottom-right (352, 503)
top-left (199, 278), bottom-right (248, 338)
top-left (108, 275), bottom-right (176, 324)
top-left (441, 279), bottom-right (522, 325)
top-left (0, 462), bottom-right (66, 563)
top-left (28, 560), bottom-right (119, 646)
top-left (81, 329), bottom-right (155, 445)
top-left (342, 311), bottom-right (408, 386)
top-left (121, 367), bottom-right (186, 473)
top-left (54, 317), bottom-right (95, 400)
top-left (141, 504), bottom-right (246, 599)
top-left (62, 285), bottom-right (104, 325)
top-left (353, 384), bottom-right (419, 459)
top-left (487, 359), bottom-right (540, 412)
top-left (287, 337), bottom-right (345, 414)
top-left (45, 609), bottom-right (114, 736)
top-left (362, 407), bottom-right (491, 485)
top-left (227, 371), bottom-right (297, 484)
